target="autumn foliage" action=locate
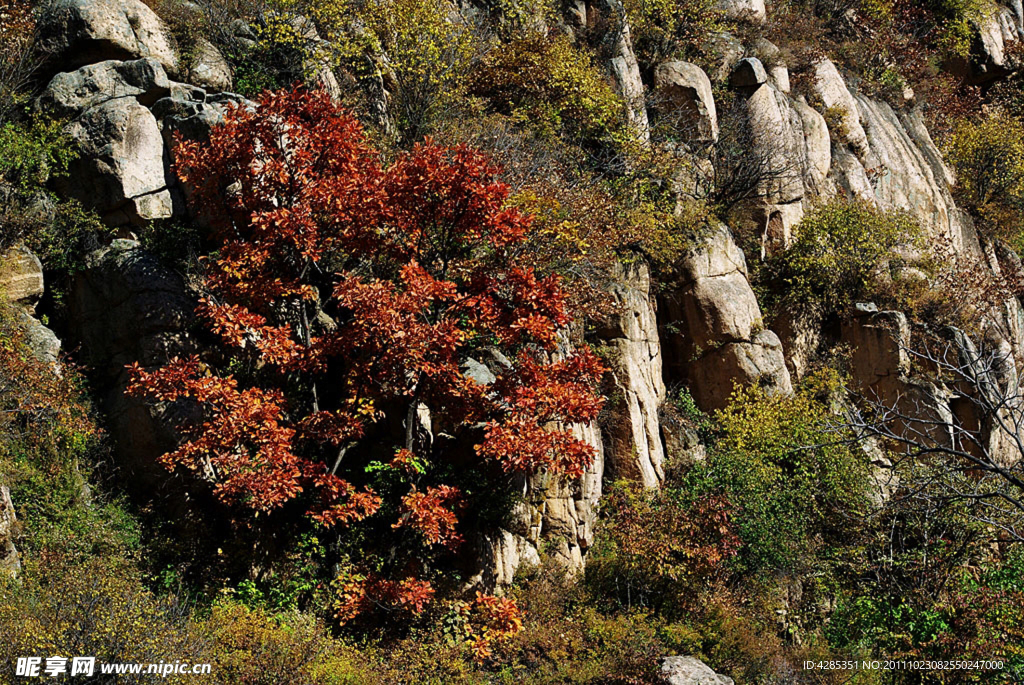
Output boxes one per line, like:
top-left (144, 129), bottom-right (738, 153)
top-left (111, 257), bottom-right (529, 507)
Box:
top-left (127, 88), bottom-right (604, 621)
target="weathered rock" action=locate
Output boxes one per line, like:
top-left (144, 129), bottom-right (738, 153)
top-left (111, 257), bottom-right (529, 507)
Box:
top-left (39, 0), bottom-right (178, 74)
top-left (705, 32), bottom-right (745, 83)
top-left (716, 0), bottom-right (765, 22)
top-left (660, 656), bottom-right (735, 685)
top-left (156, 90), bottom-right (254, 143)
top-left (0, 485), bottom-right (20, 578)
top-left (660, 225), bottom-right (792, 411)
top-left (38, 57), bottom-right (170, 119)
top-left (60, 98), bottom-right (173, 225)
top-left (593, 0), bottom-right (649, 138)
top-left (471, 418), bottom-right (604, 588)
top-left (282, 14), bottom-right (343, 100)
top-left (754, 40), bottom-right (791, 92)
top-left (188, 39), bottom-right (233, 92)
top-left (72, 240), bottom-right (194, 378)
top-left (743, 82), bottom-right (805, 205)
top-left (688, 330), bottom-right (793, 411)
top-left (675, 264), bottom-right (762, 351)
top-left (18, 311), bottom-right (62, 367)
top-left (598, 261), bottom-right (666, 488)
top-left (794, 98), bottom-right (831, 191)
top-left (841, 305), bottom-right (909, 404)
top-left (773, 303), bottom-right (825, 381)
top-left (851, 98), bottom-right (969, 250)
top-left (463, 333), bottom-right (604, 588)
top-left (812, 58), bottom-right (868, 156)
top-left (730, 57), bottom-right (768, 90)
top-left (0, 245), bottom-right (44, 305)
top-left (653, 61), bottom-right (717, 142)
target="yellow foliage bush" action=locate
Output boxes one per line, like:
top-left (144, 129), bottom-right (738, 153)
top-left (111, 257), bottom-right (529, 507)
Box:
top-left (0, 555), bottom-right (203, 683)
top-left (470, 31), bottom-right (627, 143)
top-left (319, 0), bottom-right (482, 140)
top-left (944, 113), bottom-right (1024, 241)
top-left (196, 601), bottom-right (364, 684)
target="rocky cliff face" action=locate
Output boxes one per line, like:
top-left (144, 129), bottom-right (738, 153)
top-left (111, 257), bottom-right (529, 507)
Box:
top-left (8, 0), bottom-right (1023, 589)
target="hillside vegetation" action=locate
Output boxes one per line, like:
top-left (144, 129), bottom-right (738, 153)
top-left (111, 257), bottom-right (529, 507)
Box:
top-left (1, 0), bottom-right (1024, 681)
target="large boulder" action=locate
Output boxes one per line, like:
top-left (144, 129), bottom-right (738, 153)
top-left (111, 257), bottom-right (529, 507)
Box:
top-left (717, 0), bottom-right (765, 22)
top-left (155, 89), bottom-right (254, 144)
top-left (188, 39), bottom-right (233, 92)
top-left (812, 59), bottom-right (868, 156)
top-left (59, 98), bottom-right (174, 225)
top-left (39, 0), bottom-right (178, 74)
top-left (687, 329), bottom-right (793, 411)
top-left (0, 245), bottom-right (44, 305)
top-left (740, 78), bottom-right (811, 208)
top-left (654, 61), bottom-right (717, 142)
top-left (659, 225), bottom-right (792, 411)
top-left (597, 261), bottom-right (666, 488)
top-left (852, 98), bottom-right (968, 249)
top-left (660, 656), bottom-right (735, 685)
top-left (38, 57), bottom-right (170, 119)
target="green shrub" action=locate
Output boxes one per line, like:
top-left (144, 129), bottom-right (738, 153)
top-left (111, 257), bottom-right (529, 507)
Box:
top-left (685, 370), bottom-right (869, 575)
top-left (0, 118), bottom-right (106, 289)
top-left (944, 113), bottom-right (1024, 242)
top-left (0, 119), bottom-right (75, 192)
top-left (761, 198), bottom-right (923, 315)
top-left (623, 0), bottom-right (729, 69)
top-left (0, 299), bottom-right (138, 560)
top-left (0, 555), bottom-right (204, 683)
top-left (470, 31), bottom-right (628, 144)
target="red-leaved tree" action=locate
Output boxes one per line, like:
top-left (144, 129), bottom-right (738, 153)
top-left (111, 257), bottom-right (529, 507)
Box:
top-left (127, 88), bottom-right (604, 620)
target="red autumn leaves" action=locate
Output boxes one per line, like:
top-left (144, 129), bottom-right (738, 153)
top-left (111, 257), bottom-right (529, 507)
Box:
top-left (126, 89), bottom-right (604, 614)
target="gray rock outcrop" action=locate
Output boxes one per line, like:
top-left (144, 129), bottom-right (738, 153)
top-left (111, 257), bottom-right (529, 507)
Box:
top-left (653, 61), bottom-right (718, 142)
top-left (60, 97), bottom-right (175, 225)
top-left (0, 246), bottom-right (44, 305)
top-left (599, 261), bottom-right (666, 487)
top-left (660, 656), bottom-right (735, 685)
top-left (188, 39), bottom-right (233, 92)
top-left (660, 225), bottom-right (792, 411)
top-left (38, 57), bottom-right (170, 119)
top-left (39, 0), bottom-right (179, 74)
top-left (813, 58), bottom-right (869, 155)
top-left (466, 334), bottom-right (605, 588)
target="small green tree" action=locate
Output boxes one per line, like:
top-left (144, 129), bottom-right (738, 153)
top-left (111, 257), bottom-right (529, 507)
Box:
top-left (685, 370), bottom-right (869, 574)
top-left (944, 113), bottom-right (1024, 242)
top-left (762, 198), bottom-right (922, 315)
